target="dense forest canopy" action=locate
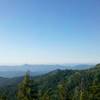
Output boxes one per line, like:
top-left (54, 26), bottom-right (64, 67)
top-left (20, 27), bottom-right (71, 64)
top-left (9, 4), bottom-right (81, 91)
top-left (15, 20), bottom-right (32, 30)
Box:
top-left (0, 64), bottom-right (100, 100)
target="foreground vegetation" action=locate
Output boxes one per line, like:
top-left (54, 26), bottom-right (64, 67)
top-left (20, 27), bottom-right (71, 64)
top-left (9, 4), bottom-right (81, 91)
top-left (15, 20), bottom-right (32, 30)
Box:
top-left (0, 64), bottom-right (100, 100)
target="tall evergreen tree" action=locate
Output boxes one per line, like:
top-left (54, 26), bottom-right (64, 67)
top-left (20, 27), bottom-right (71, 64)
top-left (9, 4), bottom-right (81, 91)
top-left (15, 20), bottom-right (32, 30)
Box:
top-left (17, 72), bottom-right (38, 100)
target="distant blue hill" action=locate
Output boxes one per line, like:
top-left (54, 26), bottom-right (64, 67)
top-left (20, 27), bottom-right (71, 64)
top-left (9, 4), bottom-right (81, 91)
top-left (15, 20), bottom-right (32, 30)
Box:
top-left (0, 64), bottom-right (95, 78)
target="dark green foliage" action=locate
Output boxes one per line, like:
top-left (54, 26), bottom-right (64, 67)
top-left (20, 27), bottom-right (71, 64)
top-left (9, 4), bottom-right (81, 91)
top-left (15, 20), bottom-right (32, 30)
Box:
top-left (0, 64), bottom-right (99, 100)
top-left (0, 94), bottom-right (7, 100)
top-left (17, 72), bottom-right (38, 100)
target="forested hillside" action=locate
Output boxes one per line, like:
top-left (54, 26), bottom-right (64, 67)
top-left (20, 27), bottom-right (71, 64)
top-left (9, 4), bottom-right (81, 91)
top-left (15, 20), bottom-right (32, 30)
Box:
top-left (0, 64), bottom-right (100, 100)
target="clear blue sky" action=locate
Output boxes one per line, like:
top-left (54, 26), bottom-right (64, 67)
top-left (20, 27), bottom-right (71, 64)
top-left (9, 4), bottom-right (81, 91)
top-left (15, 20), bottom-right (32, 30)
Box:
top-left (0, 0), bottom-right (100, 65)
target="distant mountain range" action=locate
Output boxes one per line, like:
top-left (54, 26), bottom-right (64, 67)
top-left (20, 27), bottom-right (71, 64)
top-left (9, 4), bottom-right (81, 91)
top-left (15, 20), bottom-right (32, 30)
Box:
top-left (0, 64), bottom-right (99, 100)
top-left (0, 64), bottom-right (95, 78)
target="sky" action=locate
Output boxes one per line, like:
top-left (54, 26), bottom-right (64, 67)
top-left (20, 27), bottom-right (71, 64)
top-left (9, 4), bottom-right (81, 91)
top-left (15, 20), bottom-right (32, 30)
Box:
top-left (0, 0), bottom-right (100, 65)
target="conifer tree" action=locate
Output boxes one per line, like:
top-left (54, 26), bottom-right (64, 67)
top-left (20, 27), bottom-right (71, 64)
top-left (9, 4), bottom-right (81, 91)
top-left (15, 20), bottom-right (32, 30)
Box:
top-left (17, 72), bottom-right (38, 100)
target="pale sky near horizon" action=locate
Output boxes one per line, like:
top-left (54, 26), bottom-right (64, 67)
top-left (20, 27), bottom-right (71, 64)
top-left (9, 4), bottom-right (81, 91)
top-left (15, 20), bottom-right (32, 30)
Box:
top-left (0, 0), bottom-right (100, 65)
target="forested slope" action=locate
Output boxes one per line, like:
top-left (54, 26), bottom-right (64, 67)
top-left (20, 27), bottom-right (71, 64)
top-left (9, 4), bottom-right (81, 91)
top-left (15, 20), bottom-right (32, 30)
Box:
top-left (0, 64), bottom-right (100, 100)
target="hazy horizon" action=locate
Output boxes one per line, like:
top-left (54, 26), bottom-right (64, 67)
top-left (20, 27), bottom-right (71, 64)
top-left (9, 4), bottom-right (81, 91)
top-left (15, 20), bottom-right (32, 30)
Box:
top-left (0, 63), bottom-right (96, 67)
